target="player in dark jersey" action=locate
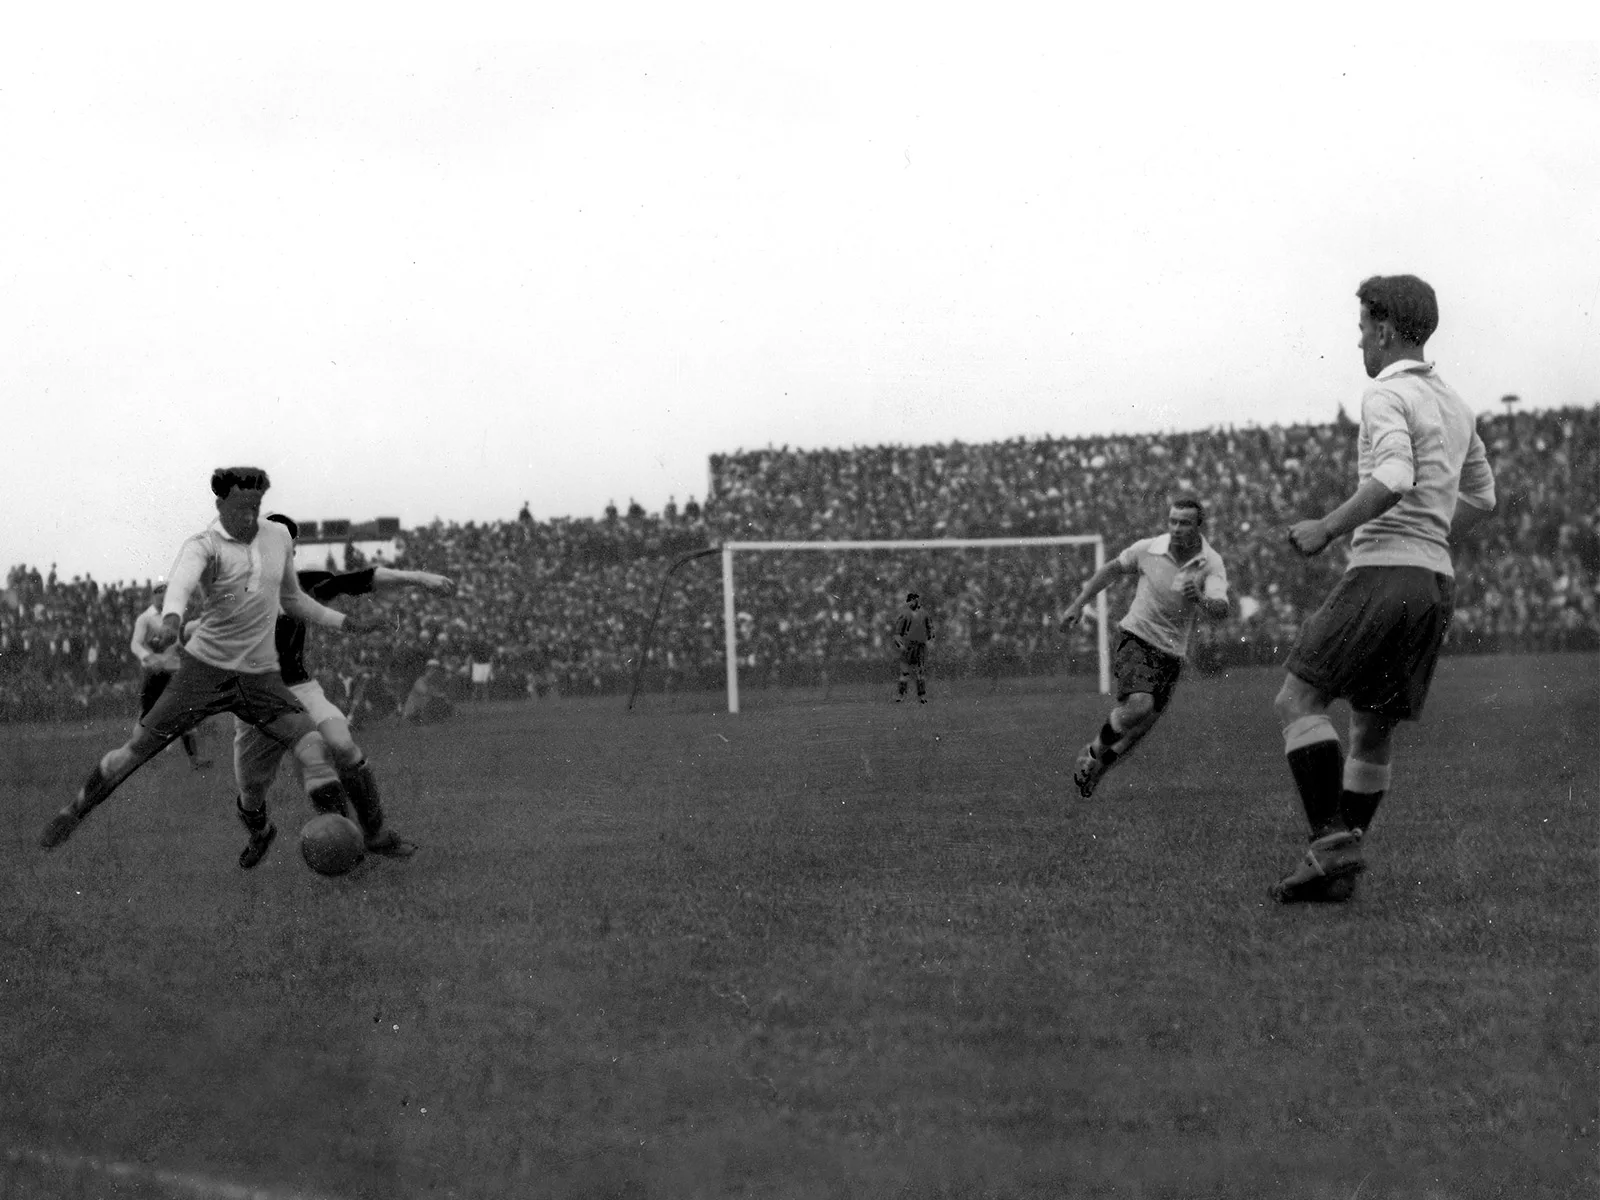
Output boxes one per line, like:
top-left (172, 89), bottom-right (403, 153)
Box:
top-left (231, 514), bottom-right (455, 868)
top-left (892, 591), bottom-right (936, 703)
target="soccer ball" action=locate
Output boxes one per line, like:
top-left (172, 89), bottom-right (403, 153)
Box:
top-left (300, 813), bottom-right (365, 876)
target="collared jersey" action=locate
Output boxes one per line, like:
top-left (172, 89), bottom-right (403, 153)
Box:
top-left (162, 519), bottom-right (344, 673)
top-left (1115, 533), bottom-right (1229, 659)
top-left (277, 568), bottom-right (377, 686)
top-left (894, 605), bottom-right (935, 644)
top-left (1348, 360), bottom-right (1496, 576)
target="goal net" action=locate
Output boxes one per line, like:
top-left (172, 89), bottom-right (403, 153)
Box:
top-left (708, 536), bottom-right (1110, 713)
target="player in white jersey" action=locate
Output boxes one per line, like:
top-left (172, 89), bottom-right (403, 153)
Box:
top-left (1271, 275), bottom-right (1497, 903)
top-left (227, 512), bottom-right (454, 869)
top-left (40, 467), bottom-right (387, 853)
top-left (129, 583), bottom-right (212, 770)
top-left (1059, 497), bottom-right (1231, 798)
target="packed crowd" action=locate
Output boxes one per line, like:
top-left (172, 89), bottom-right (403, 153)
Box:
top-left (2, 407), bottom-right (1594, 721)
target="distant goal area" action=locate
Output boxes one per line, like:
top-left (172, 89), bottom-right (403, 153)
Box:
top-left (631, 535), bottom-right (1110, 713)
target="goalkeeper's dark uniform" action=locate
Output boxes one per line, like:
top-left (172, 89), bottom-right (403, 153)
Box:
top-left (893, 594), bottom-right (935, 703)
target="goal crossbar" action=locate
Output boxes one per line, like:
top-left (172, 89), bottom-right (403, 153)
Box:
top-left (720, 535), bottom-right (1109, 713)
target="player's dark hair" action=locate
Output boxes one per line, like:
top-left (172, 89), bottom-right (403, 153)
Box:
top-left (907, 592), bottom-right (919, 602)
top-left (1170, 496), bottom-right (1205, 523)
top-left (1357, 275), bottom-right (1438, 346)
top-left (266, 512), bottom-right (300, 540)
top-left (210, 466), bottom-right (271, 498)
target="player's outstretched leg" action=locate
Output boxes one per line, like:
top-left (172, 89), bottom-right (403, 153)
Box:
top-left (236, 795), bottom-right (277, 869)
top-left (41, 737), bottom-right (163, 850)
top-left (1073, 694), bottom-right (1157, 799)
top-left (341, 758), bottom-right (416, 858)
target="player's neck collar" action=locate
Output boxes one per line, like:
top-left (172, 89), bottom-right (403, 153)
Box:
top-left (1375, 358), bottom-right (1432, 379)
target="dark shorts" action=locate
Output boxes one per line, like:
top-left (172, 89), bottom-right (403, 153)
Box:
top-left (900, 642), bottom-right (928, 669)
top-left (1114, 631), bottom-right (1183, 712)
top-left (137, 650), bottom-right (316, 752)
top-left (1286, 566), bottom-right (1455, 721)
top-left (139, 670), bottom-right (173, 717)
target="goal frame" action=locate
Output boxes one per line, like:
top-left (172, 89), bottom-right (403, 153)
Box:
top-left (720, 536), bottom-right (1109, 713)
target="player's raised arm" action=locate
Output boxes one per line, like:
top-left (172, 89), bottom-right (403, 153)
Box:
top-left (1289, 392), bottom-right (1410, 556)
top-left (1181, 560), bottom-right (1232, 620)
top-left (278, 549), bottom-right (387, 634)
top-left (154, 537), bottom-right (209, 649)
top-left (372, 566), bottom-right (455, 595)
top-left (1288, 478), bottom-right (1402, 557)
top-left (1059, 557), bottom-right (1134, 629)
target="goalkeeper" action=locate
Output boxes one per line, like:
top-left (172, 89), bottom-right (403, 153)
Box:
top-left (892, 592), bottom-right (936, 703)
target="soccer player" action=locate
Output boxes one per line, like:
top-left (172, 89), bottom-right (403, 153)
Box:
top-left (39, 467), bottom-right (386, 853)
top-left (1270, 275), bottom-right (1496, 903)
top-left (229, 513), bottom-right (455, 868)
top-left (892, 591), bottom-right (935, 703)
top-left (129, 582), bottom-right (212, 770)
top-left (1058, 497), bottom-right (1231, 798)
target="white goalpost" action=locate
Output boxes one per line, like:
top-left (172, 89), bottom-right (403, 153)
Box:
top-left (719, 535), bottom-right (1109, 714)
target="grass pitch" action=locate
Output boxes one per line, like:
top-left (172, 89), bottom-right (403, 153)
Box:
top-left (2, 654), bottom-right (1595, 1199)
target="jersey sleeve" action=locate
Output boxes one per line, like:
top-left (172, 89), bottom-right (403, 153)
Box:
top-left (161, 535), bottom-right (211, 620)
top-left (1116, 539), bottom-right (1150, 571)
top-left (1458, 425), bottom-right (1497, 511)
top-left (1363, 390), bottom-right (1416, 493)
top-left (1202, 552), bottom-right (1229, 600)
top-left (308, 568), bottom-right (378, 602)
top-left (278, 543), bottom-right (347, 630)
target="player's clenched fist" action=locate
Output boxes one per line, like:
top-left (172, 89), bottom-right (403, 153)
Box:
top-left (1287, 518), bottom-right (1332, 557)
top-left (148, 613), bottom-right (183, 652)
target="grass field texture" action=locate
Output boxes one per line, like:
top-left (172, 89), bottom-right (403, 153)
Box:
top-left (2, 653), bottom-right (1596, 1199)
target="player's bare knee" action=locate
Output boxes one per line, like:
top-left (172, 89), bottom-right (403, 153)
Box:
top-left (1349, 711), bottom-right (1397, 763)
top-left (1120, 693), bottom-right (1155, 724)
top-left (318, 720), bottom-right (362, 768)
top-left (292, 730), bottom-right (331, 766)
top-left (100, 744), bottom-right (139, 779)
top-left (1274, 676), bottom-right (1322, 726)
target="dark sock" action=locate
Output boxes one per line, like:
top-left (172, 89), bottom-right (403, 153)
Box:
top-left (77, 764), bottom-right (116, 813)
top-left (1287, 741), bottom-right (1345, 838)
top-left (1339, 790), bottom-right (1385, 835)
top-left (307, 781), bottom-right (350, 817)
top-left (236, 796), bottom-right (269, 833)
top-left (1092, 721), bottom-right (1122, 766)
top-left (342, 760), bottom-right (386, 837)
top-left (181, 732), bottom-right (200, 758)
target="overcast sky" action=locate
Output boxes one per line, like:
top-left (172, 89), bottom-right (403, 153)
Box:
top-left (2, 28), bottom-right (1596, 585)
